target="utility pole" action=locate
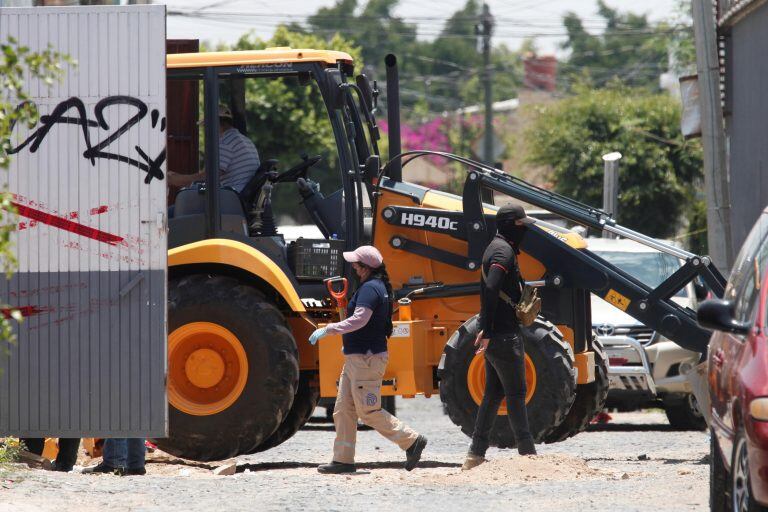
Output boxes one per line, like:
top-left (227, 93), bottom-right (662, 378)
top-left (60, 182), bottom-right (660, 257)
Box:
top-left (602, 152), bottom-right (622, 239)
top-left (479, 3), bottom-right (495, 168)
top-left (476, 3), bottom-right (495, 204)
top-left (692, 0), bottom-right (733, 270)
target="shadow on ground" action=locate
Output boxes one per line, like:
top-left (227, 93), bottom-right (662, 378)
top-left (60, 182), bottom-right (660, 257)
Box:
top-left (586, 423), bottom-right (677, 432)
top-left (236, 460), bottom-right (461, 473)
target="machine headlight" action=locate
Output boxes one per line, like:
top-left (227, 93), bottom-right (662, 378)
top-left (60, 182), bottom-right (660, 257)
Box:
top-left (749, 397), bottom-right (768, 421)
top-left (679, 361), bottom-right (695, 375)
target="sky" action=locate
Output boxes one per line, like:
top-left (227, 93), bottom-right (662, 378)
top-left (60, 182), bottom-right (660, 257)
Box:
top-left (162, 0), bottom-right (682, 56)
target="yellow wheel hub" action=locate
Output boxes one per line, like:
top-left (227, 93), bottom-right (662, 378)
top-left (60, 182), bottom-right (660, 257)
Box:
top-left (168, 322), bottom-right (248, 416)
top-left (467, 353), bottom-right (537, 415)
top-left (185, 348), bottom-right (226, 389)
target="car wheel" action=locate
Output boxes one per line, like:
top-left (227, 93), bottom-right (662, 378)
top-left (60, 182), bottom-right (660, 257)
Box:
top-left (732, 432), bottom-right (767, 512)
top-left (664, 393), bottom-right (707, 431)
top-left (711, 429), bottom-right (730, 512)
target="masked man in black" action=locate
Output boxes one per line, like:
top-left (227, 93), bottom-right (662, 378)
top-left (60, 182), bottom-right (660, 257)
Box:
top-left (462, 203), bottom-right (537, 471)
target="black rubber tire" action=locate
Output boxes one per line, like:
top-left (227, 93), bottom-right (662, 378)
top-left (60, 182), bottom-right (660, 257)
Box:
top-left (439, 316), bottom-right (576, 448)
top-left (544, 335), bottom-right (609, 443)
top-left (154, 274), bottom-right (299, 461)
top-left (249, 371), bottom-right (320, 453)
top-left (664, 393), bottom-right (707, 431)
top-left (711, 429), bottom-right (730, 512)
top-left (731, 431), bottom-right (768, 512)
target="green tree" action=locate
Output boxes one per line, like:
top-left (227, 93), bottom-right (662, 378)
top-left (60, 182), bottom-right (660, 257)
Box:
top-left (560, 1), bottom-right (674, 90)
top-left (307, 0), bottom-right (417, 74)
top-left (303, 0), bottom-right (522, 117)
top-left (220, 27), bottom-right (364, 223)
top-left (0, 39), bottom-right (68, 349)
top-left (525, 82), bottom-right (703, 240)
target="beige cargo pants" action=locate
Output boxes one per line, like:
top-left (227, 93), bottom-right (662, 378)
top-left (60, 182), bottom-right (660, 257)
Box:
top-left (332, 352), bottom-right (420, 464)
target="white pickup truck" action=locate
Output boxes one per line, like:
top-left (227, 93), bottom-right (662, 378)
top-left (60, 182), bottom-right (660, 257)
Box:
top-left (587, 238), bottom-right (706, 430)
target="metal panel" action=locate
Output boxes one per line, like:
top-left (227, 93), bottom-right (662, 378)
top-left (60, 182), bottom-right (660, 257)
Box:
top-left (0, 5), bottom-right (167, 437)
top-left (725, 1), bottom-right (768, 254)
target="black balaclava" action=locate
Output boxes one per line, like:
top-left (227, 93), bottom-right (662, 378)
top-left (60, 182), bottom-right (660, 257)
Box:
top-left (496, 203), bottom-right (533, 253)
top-left (498, 219), bottom-right (527, 252)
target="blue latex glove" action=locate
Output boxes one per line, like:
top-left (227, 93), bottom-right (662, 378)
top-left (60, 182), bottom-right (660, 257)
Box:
top-left (309, 327), bottom-right (328, 346)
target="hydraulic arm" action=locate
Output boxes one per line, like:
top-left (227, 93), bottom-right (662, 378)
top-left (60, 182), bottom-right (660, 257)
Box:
top-left (379, 151), bottom-right (726, 354)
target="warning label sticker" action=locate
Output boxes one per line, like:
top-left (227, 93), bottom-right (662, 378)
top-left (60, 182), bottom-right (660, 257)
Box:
top-left (604, 289), bottom-right (631, 311)
top-left (391, 324), bottom-right (411, 338)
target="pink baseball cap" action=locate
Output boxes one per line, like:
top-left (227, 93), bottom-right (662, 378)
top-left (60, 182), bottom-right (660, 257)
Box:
top-left (343, 245), bottom-right (383, 268)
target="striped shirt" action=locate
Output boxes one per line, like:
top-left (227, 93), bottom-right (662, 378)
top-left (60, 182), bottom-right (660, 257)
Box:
top-left (219, 128), bottom-right (260, 192)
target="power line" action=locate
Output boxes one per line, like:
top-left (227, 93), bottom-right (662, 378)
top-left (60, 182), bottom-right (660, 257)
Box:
top-left (169, 10), bottom-right (691, 39)
top-left (168, 9), bottom-right (619, 28)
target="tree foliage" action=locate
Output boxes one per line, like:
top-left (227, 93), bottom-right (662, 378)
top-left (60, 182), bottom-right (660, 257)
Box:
top-left (560, 0), bottom-right (676, 90)
top-left (525, 83), bottom-right (703, 240)
top-left (306, 0), bottom-right (416, 73)
top-left (219, 27), bottom-right (364, 222)
top-left (0, 38), bottom-right (68, 348)
top-left (303, 0), bottom-right (522, 116)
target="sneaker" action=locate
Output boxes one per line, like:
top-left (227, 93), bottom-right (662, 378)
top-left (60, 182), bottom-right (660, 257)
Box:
top-left (461, 453), bottom-right (486, 471)
top-left (317, 461), bottom-right (356, 474)
top-left (517, 438), bottom-right (537, 456)
top-left (82, 462), bottom-right (124, 476)
top-left (123, 467), bottom-right (146, 476)
top-left (404, 435), bottom-right (428, 471)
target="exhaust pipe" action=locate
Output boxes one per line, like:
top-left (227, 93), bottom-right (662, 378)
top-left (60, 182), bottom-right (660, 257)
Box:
top-left (385, 54), bottom-right (402, 182)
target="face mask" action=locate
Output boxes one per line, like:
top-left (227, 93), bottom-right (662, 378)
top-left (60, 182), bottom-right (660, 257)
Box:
top-left (499, 223), bottom-right (526, 250)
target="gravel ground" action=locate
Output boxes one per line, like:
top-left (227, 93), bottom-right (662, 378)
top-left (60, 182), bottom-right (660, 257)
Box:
top-left (0, 397), bottom-right (709, 512)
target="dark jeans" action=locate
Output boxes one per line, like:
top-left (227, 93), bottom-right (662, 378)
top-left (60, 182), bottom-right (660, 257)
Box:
top-left (103, 438), bottom-right (146, 470)
top-left (469, 330), bottom-right (532, 457)
top-left (20, 437), bottom-right (80, 470)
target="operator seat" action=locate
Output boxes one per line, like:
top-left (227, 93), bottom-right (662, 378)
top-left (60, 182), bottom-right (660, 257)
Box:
top-left (171, 183), bottom-right (249, 239)
top-left (239, 159), bottom-right (279, 236)
top-left (174, 186), bottom-right (245, 217)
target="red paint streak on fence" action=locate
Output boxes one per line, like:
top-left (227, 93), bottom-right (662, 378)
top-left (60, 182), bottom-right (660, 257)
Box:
top-left (1, 305), bottom-right (54, 319)
top-left (10, 202), bottom-right (124, 246)
top-left (12, 201), bottom-right (111, 232)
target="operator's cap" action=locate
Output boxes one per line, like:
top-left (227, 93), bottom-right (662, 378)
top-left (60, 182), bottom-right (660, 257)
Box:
top-left (343, 245), bottom-right (384, 269)
top-left (197, 104), bottom-right (233, 125)
top-left (497, 203), bottom-right (536, 224)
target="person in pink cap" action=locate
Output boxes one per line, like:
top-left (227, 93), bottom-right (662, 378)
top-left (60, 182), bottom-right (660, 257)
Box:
top-left (309, 245), bottom-right (427, 474)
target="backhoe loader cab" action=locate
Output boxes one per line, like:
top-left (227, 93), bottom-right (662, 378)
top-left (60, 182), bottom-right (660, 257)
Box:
top-left (161, 47), bottom-right (725, 462)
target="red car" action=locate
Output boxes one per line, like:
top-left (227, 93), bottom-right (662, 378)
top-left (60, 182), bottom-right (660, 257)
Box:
top-left (698, 211), bottom-right (768, 511)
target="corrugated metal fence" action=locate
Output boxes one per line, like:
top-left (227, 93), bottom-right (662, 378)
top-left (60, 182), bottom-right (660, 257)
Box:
top-left (0, 5), bottom-right (168, 437)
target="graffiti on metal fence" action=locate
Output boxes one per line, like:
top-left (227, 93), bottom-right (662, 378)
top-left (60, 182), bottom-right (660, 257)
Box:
top-left (8, 96), bottom-right (166, 184)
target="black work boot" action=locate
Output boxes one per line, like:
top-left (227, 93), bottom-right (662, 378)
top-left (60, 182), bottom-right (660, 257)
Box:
top-left (123, 467), bottom-right (147, 476)
top-left (317, 461), bottom-right (356, 474)
top-left (517, 437), bottom-right (537, 456)
top-left (405, 435), bottom-right (428, 471)
top-left (82, 462), bottom-right (124, 475)
top-left (50, 460), bottom-right (74, 472)
top-left (461, 452), bottom-right (486, 471)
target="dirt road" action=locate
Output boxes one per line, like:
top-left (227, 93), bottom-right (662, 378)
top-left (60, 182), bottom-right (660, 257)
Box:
top-left (0, 397), bottom-right (709, 511)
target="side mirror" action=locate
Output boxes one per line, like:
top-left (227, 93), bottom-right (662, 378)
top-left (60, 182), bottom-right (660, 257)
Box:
top-left (363, 155), bottom-right (380, 181)
top-left (693, 278), bottom-right (709, 302)
top-left (356, 74), bottom-right (374, 113)
top-left (697, 299), bottom-right (751, 335)
top-left (325, 69), bottom-right (346, 110)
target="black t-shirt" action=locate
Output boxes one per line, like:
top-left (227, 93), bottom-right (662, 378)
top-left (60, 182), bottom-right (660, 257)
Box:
top-left (478, 234), bottom-right (523, 337)
top-left (342, 278), bottom-right (390, 355)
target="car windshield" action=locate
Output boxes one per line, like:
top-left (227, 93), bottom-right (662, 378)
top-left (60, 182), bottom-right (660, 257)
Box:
top-left (594, 251), bottom-right (683, 294)
top-left (725, 212), bottom-right (768, 321)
